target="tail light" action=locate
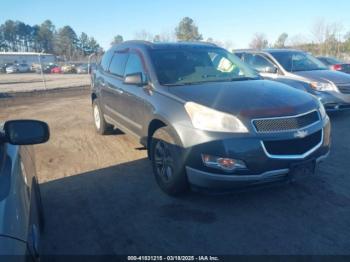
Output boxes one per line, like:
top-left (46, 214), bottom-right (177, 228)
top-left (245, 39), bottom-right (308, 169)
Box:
top-left (331, 64), bottom-right (342, 71)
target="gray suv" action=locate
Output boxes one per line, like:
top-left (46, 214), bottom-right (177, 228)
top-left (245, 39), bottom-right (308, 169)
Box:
top-left (234, 49), bottom-right (350, 111)
top-left (91, 41), bottom-right (330, 195)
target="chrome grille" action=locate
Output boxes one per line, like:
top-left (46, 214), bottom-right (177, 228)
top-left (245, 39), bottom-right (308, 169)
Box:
top-left (336, 83), bottom-right (350, 94)
top-left (253, 110), bottom-right (320, 133)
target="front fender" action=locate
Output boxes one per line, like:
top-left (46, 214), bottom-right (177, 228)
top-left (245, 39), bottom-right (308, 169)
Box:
top-left (148, 113), bottom-right (184, 148)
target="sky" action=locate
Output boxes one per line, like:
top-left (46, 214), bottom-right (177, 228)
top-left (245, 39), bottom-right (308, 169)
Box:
top-left (1, 0), bottom-right (350, 50)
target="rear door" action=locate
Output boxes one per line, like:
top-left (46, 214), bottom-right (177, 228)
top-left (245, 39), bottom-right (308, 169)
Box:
top-left (96, 49), bottom-right (113, 109)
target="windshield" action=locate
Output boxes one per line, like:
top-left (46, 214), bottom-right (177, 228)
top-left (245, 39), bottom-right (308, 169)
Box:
top-left (270, 51), bottom-right (328, 72)
top-left (150, 47), bottom-right (260, 86)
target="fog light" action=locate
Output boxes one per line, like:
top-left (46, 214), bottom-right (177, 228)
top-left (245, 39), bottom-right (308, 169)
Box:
top-left (201, 154), bottom-right (247, 172)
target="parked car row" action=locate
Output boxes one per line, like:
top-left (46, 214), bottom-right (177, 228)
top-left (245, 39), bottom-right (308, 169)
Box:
top-left (33, 63), bottom-right (95, 74)
top-left (0, 63), bottom-right (31, 74)
top-left (0, 62), bottom-right (95, 74)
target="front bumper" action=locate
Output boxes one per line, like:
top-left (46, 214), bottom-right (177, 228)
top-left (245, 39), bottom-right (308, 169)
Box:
top-left (316, 91), bottom-right (350, 111)
top-left (187, 152), bottom-right (329, 189)
top-left (183, 120), bottom-right (331, 189)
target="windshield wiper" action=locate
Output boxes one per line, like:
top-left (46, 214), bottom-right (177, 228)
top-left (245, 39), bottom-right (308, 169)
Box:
top-left (162, 83), bottom-right (188, 86)
top-left (292, 68), bottom-right (327, 72)
top-left (229, 77), bottom-right (261, 81)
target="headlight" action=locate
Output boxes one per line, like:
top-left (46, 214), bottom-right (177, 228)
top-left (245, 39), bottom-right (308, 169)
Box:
top-left (310, 82), bottom-right (338, 92)
top-left (184, 102), bottom-right (248, 133)
top-left (318, 99), bottom-right (327, 119)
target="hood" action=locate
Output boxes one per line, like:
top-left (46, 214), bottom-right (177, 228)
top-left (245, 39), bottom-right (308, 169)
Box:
top-left (168, 80), bottom-right (318, 119)
top-left (292, 70), bottom-right (350, 85)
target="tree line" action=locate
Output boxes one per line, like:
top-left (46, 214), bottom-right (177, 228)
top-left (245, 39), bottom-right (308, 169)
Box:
top-left (0, 20), bottom-right (102, 60)
top-left (249, 20), bottom-right (350, 59)
top-left (112, 17), bottom-right (350, 60)
top-left (2, 17), bottom-right (350, 61)
top-left (111, 17), bottom-right (204, 46)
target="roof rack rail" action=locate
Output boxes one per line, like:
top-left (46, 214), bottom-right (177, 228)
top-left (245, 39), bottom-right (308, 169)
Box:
top-left (117, 40), bottom-right (153, 46)
top-left (176, 40), bottom-right (218, 47)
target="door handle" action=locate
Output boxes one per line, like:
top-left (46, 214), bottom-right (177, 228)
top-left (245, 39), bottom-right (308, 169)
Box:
top-left (116, 89), bottom-right (124, 94)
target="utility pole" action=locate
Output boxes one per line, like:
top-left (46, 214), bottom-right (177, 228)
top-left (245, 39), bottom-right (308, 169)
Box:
top-left (88, 53), bottom-right (96, 75)
top-left (38, 51), bottom-right (47, 90)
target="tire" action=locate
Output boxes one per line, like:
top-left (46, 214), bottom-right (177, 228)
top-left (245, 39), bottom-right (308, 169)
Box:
top-left (151, 127), bottom-right (189, 196)
top-left (92, 99), bottom-right (112, 135)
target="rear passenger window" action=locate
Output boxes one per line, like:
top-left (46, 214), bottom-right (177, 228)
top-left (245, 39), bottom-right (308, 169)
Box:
top-left (100, 50), bottom-right (113, 71)
top-left (109, 52), bottom-right (129, 76)
top-left (124, 53), bottom-right (145, 79)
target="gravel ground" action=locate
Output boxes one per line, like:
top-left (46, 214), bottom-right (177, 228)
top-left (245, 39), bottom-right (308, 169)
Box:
top-left (0, 90), bottom-right (350, 256)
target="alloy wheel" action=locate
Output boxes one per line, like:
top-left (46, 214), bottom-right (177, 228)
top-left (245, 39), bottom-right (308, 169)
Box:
top-left (154, 140), bottom-right (174, 183)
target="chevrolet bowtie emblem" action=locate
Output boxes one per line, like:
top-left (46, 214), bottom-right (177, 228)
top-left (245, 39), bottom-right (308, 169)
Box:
top-left (294, 130), bottom-right (308, 139)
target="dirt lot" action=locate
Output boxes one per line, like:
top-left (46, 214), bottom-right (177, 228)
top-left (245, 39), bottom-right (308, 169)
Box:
top-left (1, 90), bottom-right (350, 256)
top-left (0, 73), bottom-right (90, 94)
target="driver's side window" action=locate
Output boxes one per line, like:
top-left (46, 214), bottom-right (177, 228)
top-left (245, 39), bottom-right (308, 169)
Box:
top-left (244, 53), bottom-right (276, 73)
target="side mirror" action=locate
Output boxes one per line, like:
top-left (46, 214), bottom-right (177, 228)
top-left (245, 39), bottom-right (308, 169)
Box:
top-left (4, 120), bottom-right (50, 145)
top-left (264, 66), bottom-right (278, 74)
top-left (124, 73), bottom-right (146, 86)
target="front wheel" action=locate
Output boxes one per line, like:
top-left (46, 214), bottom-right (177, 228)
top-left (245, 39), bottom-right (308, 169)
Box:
top-left (151, 127), bottom-right (189, 196)
top-left (92, 99), bottom-right (112, 135)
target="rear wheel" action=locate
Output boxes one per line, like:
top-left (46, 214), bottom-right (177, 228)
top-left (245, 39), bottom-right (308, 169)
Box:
top-left (92, 99), bottom-right (112, 135)
top-left (151, 127), bottom-right (189, 196)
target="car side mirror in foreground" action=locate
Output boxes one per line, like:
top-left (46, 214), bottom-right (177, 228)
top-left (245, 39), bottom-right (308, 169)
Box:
top-left (124, 73), bottom-right (146, 86)
top-left (4, 120), bottom-right (50, 145)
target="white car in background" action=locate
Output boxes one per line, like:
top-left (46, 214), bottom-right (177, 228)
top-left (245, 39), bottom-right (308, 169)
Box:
top-left (5, 65), bottom-right (18, 74)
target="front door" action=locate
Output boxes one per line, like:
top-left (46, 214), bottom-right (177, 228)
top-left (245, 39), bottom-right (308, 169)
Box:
top-left (117, 51), bottom-right (151, 137)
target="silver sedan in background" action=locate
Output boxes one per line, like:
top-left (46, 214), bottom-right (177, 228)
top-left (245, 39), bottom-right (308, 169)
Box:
top-left (234, 49), bottom-right (350, 111)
